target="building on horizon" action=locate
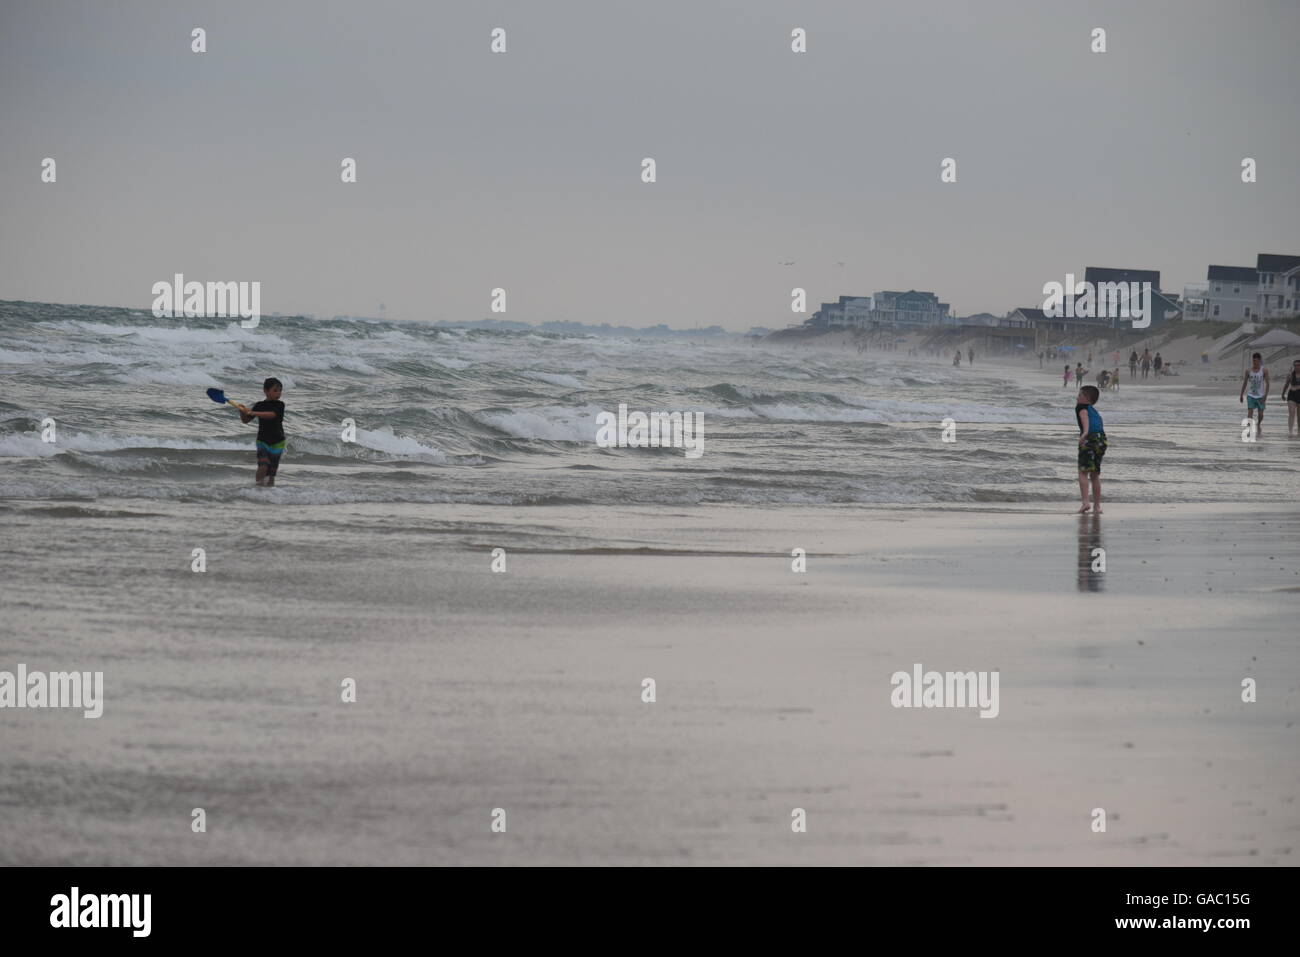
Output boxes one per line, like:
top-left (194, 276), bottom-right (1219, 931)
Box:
top-left (870, 290), bottom-right (951, 326)
top-left (806, 294), bottom-right (872, 327)
top-left (808, 290), bottom-right (951, 328)
top-left (1037, 267), bottom-right (1180, 330)
top-left (1201, 265), bottom-right (1257, 321)
top-left (842, 296), bottom-right (874, 325)
top-left (1079, 267), bottom-right (1180, 329)
top-left (1256, 253), bottom-right (1300, 319)
top-left (1181, 282), bottom-right (1208, 321)
top-left (1004, 306), bottom-right (1102, 336)
top-left (956, 312), bottom-right (1001, 327)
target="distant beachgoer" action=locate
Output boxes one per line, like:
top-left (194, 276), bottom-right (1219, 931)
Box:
top-left (1240, 352), bottom-right (1270, 436)
top-left (1112, 351), bottom-right (1120, 366)
top-left (1075, 362), bottom-right (1087, 384)
top-left (1038, 351), bottom-right (1044, 368)
top-left (1109, 368), bottom-right (1120, 392)
top-left (1097, 369), bottom-right (1110, 390)
top-left (968, 348), bottom-right (974, 365)
top-left (1284, 359), bottom-right (1300, 436)
top-left (1075, 384), bottom-right (1106, 514)
top-left (1087, 351), bottom-right (1093, 366)
top-left (1140, 349), bottom-right (1152, 379)
top-left (1153, 352), bottom-right (1163, 376)
top-left (1129, 350), bottom-right (1139, 377)
top-left (1063, 364), bottom-right (1072, 387)
top-left (954, 351), bottom-right (961, 367)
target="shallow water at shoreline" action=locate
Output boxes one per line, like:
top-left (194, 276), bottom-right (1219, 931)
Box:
top-left (3, 301), bottom-right (1296, 509)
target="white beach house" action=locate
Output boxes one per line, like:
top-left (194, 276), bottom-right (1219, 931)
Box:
top-left (1256, 253), bottom-right (1300, 319)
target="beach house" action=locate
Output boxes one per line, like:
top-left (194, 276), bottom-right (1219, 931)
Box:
top-left (868, 290), bottom-right (951, 326)
top-left (1255, 253), bottom-right (1300, 319)
top-left (1203, 265), bottom-right (1258, 320)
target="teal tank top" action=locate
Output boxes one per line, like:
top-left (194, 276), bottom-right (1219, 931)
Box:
top-left (1085, 405), bottom-right (1103, 433)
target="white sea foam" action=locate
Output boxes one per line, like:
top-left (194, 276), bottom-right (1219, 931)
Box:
top-left (352, 428), bottom-right (449, 461)
top-left (67, 321), bottom-right (292, 349)
top-left (748, 403), bottom-right (886, 423)
top-left (114, 367), bottom-right (226, 388)
top-left (0, 431), bottom-right (249, 457)
top-left (476, 405), bottom-right (605, 442)
top-left (763, 367), bottom-right (813, 380)
top-left (5, 347), bottom-right (135, 366)
top-left (522, 370), bottom-right (585, 389)
top-left (246, 350), bottom-right (375, 375)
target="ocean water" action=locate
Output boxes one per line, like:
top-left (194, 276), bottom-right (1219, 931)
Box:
top-left (0, 300), bottom-right (1292, 508)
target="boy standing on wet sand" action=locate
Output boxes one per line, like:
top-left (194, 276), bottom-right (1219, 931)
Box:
top-left (1075, 384), bottom-right (1106, 514)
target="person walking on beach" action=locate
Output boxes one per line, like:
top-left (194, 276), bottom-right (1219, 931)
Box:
top-left (1087, 350), bottom-right (1093, 367)
top-left (1240, 352), bottom-right (1270, 437)
top-left (1075, 362), bottom-right (1087, 384)
top-left (1129, 350), bottom-right (1139, 378)
top-left (968, 348), bottom-right (974, 365)
top-left (954, 350), bottom-right (962, 367)
top-left (1063, 364), bottom-right (1072, 387)
top-left (1140, 349), bottom-right (1152, 379)
top-left (1075, 384), bottom-right (1106, 514)
top-left (1284, 358), bottom-right (1300, 436)
top-left (1039, 351), bottom-right (1044, 369)
top-left (1153, 352), bottom-right (1163, 377)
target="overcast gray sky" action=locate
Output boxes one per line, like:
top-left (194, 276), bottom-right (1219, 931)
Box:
top-left (2, 0), bottom-right (1297, 329)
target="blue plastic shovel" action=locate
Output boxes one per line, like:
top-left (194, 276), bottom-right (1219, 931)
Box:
top-left (206, 388), bottom-right (245, 411)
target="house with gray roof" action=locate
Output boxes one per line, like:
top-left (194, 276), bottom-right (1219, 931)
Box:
top-left (1256, 253), bottom-right (1300, 318)
top-left (1203, 265), bottom-right (1258, 321)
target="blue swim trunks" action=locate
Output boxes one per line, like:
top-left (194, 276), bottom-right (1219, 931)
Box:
top-left (256, 440), bottom-right (285, 476)
top-left (1246, 395), bottom-right (1266, 411)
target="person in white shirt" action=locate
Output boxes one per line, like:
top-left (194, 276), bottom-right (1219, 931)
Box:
top-left (1239, 352), bottom-right (1270, 437)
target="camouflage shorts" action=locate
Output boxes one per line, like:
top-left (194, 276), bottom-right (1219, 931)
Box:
top-left (1078, 432), bottom-right (1108, 473)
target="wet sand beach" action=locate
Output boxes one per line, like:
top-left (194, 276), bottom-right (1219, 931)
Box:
top-left (2, 501), bottom-right (1296, 865)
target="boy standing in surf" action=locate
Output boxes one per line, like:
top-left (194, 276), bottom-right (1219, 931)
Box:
top-left (235, 377), bottom-right (287, 486)
top-left (1075, 384), bottom-right (1106, 514)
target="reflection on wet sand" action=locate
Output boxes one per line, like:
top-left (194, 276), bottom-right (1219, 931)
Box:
top-left (1076, 512), bottom-right (1105, 592)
